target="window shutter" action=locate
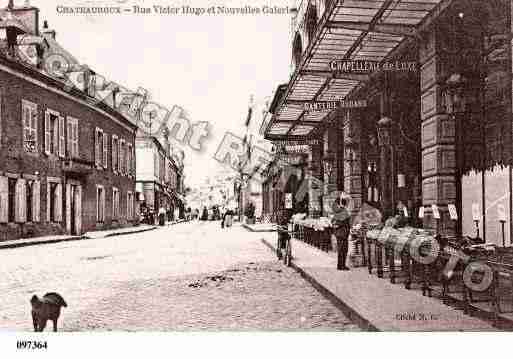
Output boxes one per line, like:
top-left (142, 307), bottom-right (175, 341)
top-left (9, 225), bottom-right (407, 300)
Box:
top-left (55, 183), bottom-right (63, 222)
top-left (75, 186), bottom-right (82, 234)
top-left (94, 127), bottom-right (99, 167)
top-left (103, 133), bottom-right (108, 169)
top-left (73, 121), bottom-right (79, 157)
top-left (127, 145), bottom-right (131, 177)
top-left (46, 182), bottom-right (51, 222)
top-left (33, 180), bottom-right (40, 223)
top-left (0, 176), bottom-right (8, 223)
top-left (118, 139), bottom-right (122, 174)
top-left (44, 112), bottom-right (51, 155)
top-left (67, 121), bottom-right (72, 157)
top-left (53, 117), bottom-right (59, 155)
top-left (15, 179), bottom-right (26, 223)
top-left (65, 183), bottom-right (71, 233)
top-left (59, 116), bottom-right (65, 157)
top-left (111, 136), bottom-right (116, 174)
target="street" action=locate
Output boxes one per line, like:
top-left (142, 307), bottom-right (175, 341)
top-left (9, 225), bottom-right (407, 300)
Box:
top-left (0, 222), bottom-right (358, 331)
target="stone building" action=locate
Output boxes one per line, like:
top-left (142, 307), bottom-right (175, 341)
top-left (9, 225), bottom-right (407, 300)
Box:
top-left (135, 131), bottom-right (184, 219)
top-left (0, 2), bottom-right (137, 241)
top-left (263, 0), bottom-right (513, 246)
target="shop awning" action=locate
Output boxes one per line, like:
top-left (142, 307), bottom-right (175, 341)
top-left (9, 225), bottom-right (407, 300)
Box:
top-left (265, 0), bottom-right (452, 141)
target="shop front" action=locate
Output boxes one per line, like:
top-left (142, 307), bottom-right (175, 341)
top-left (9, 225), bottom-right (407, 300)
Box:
top-left (264, 0), bottom-right (513, 248)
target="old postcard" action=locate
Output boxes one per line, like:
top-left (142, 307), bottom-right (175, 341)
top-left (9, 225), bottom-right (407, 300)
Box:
top-left (0, 0), bottom-right (512, 356)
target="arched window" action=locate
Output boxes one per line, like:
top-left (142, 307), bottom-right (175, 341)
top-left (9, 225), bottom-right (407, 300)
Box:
top-left (292, 33), bottom-right (303, 69)
top-left (305, 5), bottom-right (318, 46)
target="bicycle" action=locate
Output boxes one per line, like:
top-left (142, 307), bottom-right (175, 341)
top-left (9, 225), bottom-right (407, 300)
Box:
top-left (277, 224), bottom-right (293, 267)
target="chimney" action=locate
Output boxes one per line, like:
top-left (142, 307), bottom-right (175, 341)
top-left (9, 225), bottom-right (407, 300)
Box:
top-left (7, 0), bottom-right (14, 10)
top-left (41, 20), bottom-right (56, 40)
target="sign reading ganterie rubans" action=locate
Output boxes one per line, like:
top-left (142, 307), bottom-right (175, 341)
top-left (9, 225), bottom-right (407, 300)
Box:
top-left (330, 60), bottom-right (418, 73)
top-left (304, 100), bottom-right (367, 112)
top-left (273, 139), bottom-right (321, 146)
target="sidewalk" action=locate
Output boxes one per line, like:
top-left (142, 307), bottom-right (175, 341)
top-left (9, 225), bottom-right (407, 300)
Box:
top-left (242, 223), bottom-right (277, 232)
top-left (0, 224), bottom-right (158, 250)
top-left (259, 233), bottom-right (495, 331)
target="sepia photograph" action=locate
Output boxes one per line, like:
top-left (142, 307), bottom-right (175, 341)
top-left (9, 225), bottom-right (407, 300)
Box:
top-left (0, 0), bottom-right (513, 356)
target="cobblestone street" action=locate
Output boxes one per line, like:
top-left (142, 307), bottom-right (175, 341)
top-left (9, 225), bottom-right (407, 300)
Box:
top-left (0, 222), bottom-right (358, 331)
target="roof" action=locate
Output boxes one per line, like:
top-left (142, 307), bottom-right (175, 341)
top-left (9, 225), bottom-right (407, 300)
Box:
top-left (265, 0), bottom-right (452, 141)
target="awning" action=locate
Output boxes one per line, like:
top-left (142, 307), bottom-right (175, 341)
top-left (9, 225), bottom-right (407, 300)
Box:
top-left (265, 0), bottom-right (451, 141)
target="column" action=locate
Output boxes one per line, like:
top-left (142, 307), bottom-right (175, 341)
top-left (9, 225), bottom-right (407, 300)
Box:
top-left (419, 25), bottom-right (457, 235)
top-left (308, 142), bottom-right (323, 217)
top-left (377, 116), bottom-right (395, 218)
top-left (343, 110), bottom-right (363, 215)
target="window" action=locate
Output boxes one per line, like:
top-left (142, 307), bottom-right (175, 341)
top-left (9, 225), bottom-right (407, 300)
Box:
top-left (47, 181), bottom-right (62, 223)
top-left (45, 110), bottom-right (64, 156)
top-left (96, 185), bottom-right (105, 222)
top-left (26, 181), bottom-right (32, 222)
top-left (94, 128), bottom-right (105, 168)
top-left (127, 191), bottom-right (134, 219)
top-left (127, 143), bottom-right (133, 177)
top-left (22, 100), bottom-right (38, 153)
top-left (0, 177), bottom-right (7, 223)
top-left (119, 139), bottom-right (126, 175)
top-left (112, 135), bottom-right (118, 173)
top-left (103, 132), bottom-right (108, 169)
top-left (112, 187), bottom-right (120, 219)
top-left (67, 117), bottom-right (79, 158)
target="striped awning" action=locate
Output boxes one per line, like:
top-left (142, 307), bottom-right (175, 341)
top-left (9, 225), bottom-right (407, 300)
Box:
top-left (265, 0), bottom-right (451, 141)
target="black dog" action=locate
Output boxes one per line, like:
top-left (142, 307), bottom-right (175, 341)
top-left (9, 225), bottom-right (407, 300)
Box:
top-left (30, 292), bottom-right (67, 332)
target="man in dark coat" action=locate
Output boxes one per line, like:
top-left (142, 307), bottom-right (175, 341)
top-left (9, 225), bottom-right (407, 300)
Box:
top-left (332, 194), bottom-right (352, 271)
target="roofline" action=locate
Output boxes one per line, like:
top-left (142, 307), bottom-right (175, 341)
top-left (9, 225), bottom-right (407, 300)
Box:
top-left (0, 53), bottom-right (138, 132)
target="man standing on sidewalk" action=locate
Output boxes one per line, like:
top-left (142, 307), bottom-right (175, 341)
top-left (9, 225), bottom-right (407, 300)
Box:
top-left (332, 193), bottom-right (352, 271)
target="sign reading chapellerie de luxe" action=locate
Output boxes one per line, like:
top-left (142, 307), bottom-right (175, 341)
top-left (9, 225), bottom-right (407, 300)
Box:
top-left (304, 100), bottom-right (367, 111)
top-left (330, 60), bottom-right (418, 73)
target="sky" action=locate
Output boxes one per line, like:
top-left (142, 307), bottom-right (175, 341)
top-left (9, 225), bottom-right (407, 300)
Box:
top-left (18, 0), bottom-right (293, 186)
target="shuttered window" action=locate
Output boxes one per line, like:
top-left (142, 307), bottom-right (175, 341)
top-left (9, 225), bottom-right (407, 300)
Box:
top-left (97, 186), bottom-right (105, 222)
top-left (58, 116), bottom-right (65, 157)
top-left (112, 135), bottom-right (118, 174)
top-left (112, 187), bottom-right (119, 219)
top-left (119, 139), bottom-right (125, 175)
top-left (44, 110), bottom-right (60, 155)
top-left (67, 117), bottom-right (79, 158)
top-left (0, 176), bottom-right (7, 223)
top-left (22, 100), bottom-right (38, 153)
top-left (14, 179), bottom-right (26, 223)
top-left (103, 133), bottom-right (108, 169)
top-left (94, 128), bottom-right (105, 168)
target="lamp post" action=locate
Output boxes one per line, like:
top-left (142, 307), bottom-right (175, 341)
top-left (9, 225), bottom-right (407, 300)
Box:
top-left (443, 73), bottom-right (467, 238)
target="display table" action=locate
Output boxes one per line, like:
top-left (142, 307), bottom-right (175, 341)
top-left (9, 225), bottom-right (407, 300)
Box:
top-left (292, 217), bottom-right (334, 252)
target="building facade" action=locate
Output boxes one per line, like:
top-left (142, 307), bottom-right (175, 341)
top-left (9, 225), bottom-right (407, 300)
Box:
top-left (263, 0), bottom-right (513, 246)
top-left (0, 3), bottom-right (137, 241)
top-left (135, 132), bottom-right (184, 219)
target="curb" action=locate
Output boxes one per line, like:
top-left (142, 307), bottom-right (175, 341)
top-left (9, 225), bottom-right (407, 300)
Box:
top-left (0, 236), bottom-right (85, 250)
top-left (260, 237), bottom-right (378, 332)
top-left (0, 225), bottom-right (159, 250)
top-left (242, 223), bottom-right (276, 233)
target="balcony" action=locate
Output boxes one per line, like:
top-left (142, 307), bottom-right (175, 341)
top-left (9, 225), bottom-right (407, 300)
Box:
top-left (62, 157), bottom-right (94, 176)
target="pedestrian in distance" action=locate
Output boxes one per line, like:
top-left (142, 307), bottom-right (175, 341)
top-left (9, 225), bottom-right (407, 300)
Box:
top-left (332, 193), bottom-right (352, 271)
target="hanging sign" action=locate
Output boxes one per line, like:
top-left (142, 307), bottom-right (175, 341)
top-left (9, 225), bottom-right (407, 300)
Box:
top-left (448, 204), bottom-right (458, 220)
top-left (329, 60), bottom-right (418, 73)
top-left (472, 203), bottom-right (481, 222)
top-left (285, 193), bottom-right (293, 209)
top-left (431, 204), bottom-right (441, 219)
top-left (304, 100), bottom-right (367, 112)
top-left (418, 207), bottom-right (425, 219)
top-left (498, 204), bottom-right (507, 222)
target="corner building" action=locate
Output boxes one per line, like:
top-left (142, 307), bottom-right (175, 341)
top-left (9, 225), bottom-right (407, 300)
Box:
top-left (0, 3), bottom-right (137, 240)
top-left (263, 0), bottom-right (513, 246)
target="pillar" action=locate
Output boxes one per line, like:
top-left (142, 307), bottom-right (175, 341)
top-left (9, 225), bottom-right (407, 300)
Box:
top-left (419, 25), bottom-right (457, 235)
top-left (377, 116), bottom-right (395, 218)
top-left (308, 142), bottom-right (323, 217)
top-left (343, 111), bottom-right (363, 215)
